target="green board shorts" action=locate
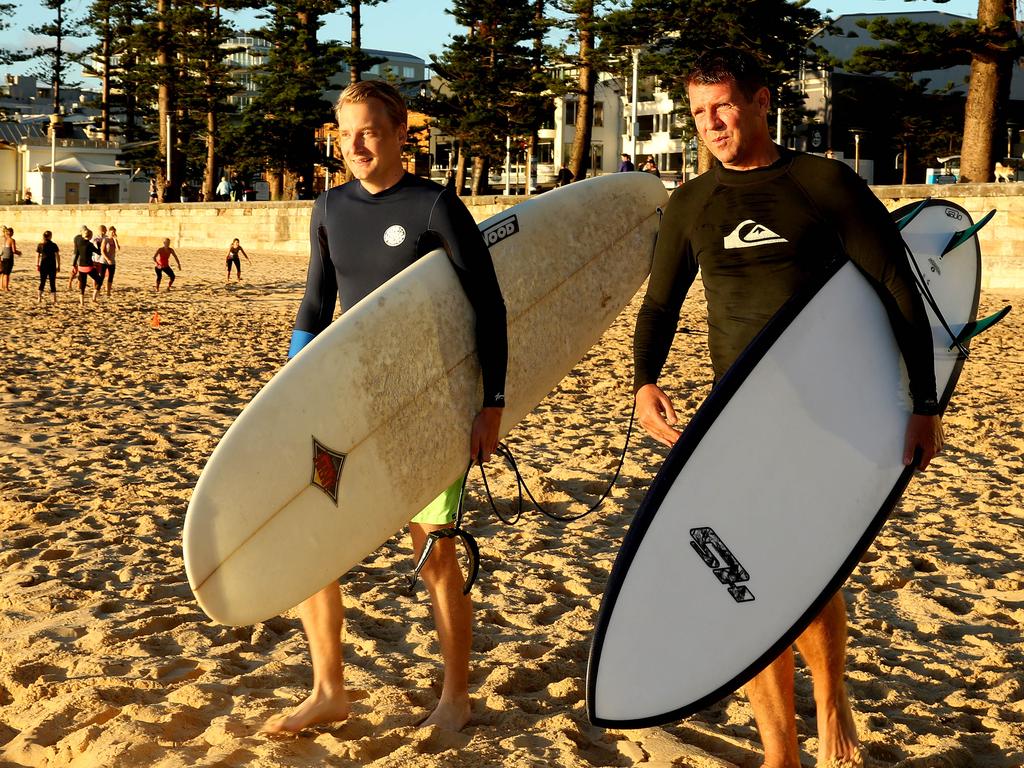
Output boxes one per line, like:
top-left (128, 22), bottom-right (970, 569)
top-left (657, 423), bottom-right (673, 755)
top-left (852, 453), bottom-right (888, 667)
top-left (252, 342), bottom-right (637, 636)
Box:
top-left (410, 476), bottom-right (462, 526)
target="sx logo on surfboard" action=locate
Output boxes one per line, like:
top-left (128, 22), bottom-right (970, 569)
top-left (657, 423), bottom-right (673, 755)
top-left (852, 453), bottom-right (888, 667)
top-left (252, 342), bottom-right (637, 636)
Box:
top-left (689, 527), bottom-right (755, 603)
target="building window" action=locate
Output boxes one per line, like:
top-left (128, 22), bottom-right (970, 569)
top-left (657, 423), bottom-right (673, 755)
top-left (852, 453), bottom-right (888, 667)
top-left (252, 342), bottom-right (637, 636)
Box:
top-left (565, 100), bottom-right (577, 126)
top-left (593, 101), bottom-right (603, 128)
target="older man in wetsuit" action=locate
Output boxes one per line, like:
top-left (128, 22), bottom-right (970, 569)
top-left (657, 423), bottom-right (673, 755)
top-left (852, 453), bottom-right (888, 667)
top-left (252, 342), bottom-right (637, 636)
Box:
top-left (632, 48), bottom-right (943, 768)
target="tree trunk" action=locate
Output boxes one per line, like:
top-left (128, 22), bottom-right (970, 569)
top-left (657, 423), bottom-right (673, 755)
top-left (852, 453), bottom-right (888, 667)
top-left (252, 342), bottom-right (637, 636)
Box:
top-left (202, 1), bottom-right (220, 202)
top-left (100, 14), bottom-right (111, 141)
top-left (471, 155), bottom-right (489, 196)
top-left (156, 0), bottom-right (176, 200)
top-left (698, 142), bottom-right (714, 175)
top-left (568, 1), bottom-right (595, 180)
top-left (268, 168), bottom-right (284, 201)
top-left (455, 144), bottom-right (467, 196)
top-left (350, 0), bottom-right (361, 85)
top-left (958, 0), bottom-right (1015, 183)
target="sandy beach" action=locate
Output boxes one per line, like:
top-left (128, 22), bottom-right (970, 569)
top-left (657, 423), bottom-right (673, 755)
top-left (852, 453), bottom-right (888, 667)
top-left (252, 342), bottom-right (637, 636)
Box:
top-left (0, 240), bottom-right (1021, 768)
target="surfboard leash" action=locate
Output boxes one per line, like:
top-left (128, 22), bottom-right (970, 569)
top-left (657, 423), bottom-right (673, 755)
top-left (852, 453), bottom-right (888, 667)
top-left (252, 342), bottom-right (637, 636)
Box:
top-left (408, 469), bottom-right (481, 596)
top-left (408, 400), bottom-right (638, 597)
top-left (903, 240), bottom-right (970, 359)
top-left (476, 398), bottom-right (638, 525)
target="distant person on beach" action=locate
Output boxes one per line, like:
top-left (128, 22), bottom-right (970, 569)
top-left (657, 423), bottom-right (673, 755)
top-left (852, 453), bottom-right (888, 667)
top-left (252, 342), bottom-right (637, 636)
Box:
top-left (72, 226), bottom-right (103, 306)
top-left (19, 190), bottom-right (35, 205)
top-left (102, 226), bottom-right (120, 295)
top-left (226, 238), bottom-right (250, 281)
top-left (265, 79), bottom-right (506, 736)
top-left (0, 226), bottom-right (18, 291)
top-left (153, 239), bottom-right (181, 291)
top-left (149, 179), bottom-right (158, 203)
top-left (555, 163), bottom-right (574, 187)
top-left (92, 225), bottom-right (110, 285)
top-left (618, 153), bottom-right (635, 172)
top-left (36, 230), bottom-right (60, 304)
top-left (642, 155), bottom-right (661, 177)
top-left (216, 176), bottom-right (231, 201)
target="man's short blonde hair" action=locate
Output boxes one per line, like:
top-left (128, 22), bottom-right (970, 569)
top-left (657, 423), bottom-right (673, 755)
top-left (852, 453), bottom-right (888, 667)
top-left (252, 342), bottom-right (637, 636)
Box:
top-left (335, 80), bottom-right (407, 128)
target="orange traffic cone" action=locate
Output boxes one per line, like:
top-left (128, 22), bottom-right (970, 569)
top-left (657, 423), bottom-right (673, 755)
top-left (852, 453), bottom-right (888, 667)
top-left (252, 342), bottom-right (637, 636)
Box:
top-left (151, 312), bottom-right (161, 328)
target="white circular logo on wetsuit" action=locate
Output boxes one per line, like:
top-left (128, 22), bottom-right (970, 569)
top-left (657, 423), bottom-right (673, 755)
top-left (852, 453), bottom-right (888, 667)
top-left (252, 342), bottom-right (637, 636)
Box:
top-left (383, 225), bottom-right (406, 247)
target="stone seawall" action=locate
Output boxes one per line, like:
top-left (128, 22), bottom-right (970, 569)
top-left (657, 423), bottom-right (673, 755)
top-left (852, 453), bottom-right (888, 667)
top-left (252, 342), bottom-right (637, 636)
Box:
top-left (0, 185), bottom-right (1019, 288)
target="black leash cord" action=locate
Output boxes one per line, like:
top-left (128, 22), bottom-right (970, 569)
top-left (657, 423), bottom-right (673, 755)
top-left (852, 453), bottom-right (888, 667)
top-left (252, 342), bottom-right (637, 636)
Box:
top-left (408, 398), bottom-right (638, 593)
top-left (903, 241), bottom-right (970, 359)
top-left (476, 398), bottom-right (637, 525)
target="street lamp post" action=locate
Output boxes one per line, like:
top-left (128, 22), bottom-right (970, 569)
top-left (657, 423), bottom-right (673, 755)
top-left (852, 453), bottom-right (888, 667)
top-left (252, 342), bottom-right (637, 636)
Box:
top-left (849, 128), bottom-right (866, 177)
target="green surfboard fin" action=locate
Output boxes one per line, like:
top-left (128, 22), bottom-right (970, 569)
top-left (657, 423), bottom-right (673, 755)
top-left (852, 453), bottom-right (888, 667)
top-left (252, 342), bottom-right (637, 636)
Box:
top-left (942, 209), bottom-right (996, 256)
top-left (950, 305), bottom-right (1012, 349)
top-left (896, 199), bottom-right (929, 231)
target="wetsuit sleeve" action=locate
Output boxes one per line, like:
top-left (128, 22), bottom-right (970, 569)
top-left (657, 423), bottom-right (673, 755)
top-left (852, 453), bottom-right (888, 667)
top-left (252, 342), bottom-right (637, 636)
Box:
top-left (426, 188), bottom-right (508, 409)
top-left (290, 194), bottom-right (338, 359)
top-left (633, 188), bottom-right (700, 392)
top-left (800, 162), bottom-right (938, 414)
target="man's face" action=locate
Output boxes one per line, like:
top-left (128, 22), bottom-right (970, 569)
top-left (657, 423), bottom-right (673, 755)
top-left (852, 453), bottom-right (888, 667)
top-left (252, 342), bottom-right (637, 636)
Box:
top-left (688, 79), bottom-right (771, 170)
top-left (338, 99), bottom-right (406, 192)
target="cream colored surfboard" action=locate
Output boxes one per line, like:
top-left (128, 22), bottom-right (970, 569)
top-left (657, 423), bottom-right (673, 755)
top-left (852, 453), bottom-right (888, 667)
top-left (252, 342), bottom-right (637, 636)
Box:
top-left (184, 173), bottom-right (667, 626)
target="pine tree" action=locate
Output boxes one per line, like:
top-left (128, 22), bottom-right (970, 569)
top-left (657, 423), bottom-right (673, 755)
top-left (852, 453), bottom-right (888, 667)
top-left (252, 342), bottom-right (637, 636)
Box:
top-left (233, 0), bottom-right (345, 199)
top-left (850, 1), bottom-right (1021, 183)
top-left (26, 0), bottom-right (86, 114)
top-left (430, 0), bottom-right (547, 194)
top-left (0, 4), bottom-right (14, 67)
top-left (342, 0), bottom-right (386, 85)
top-left (600, 0), bottom-right (826, 171)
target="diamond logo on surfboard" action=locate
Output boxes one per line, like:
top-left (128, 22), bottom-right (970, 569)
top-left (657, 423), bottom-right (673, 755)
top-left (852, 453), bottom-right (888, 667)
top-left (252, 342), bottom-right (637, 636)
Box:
top-left (311, 438), bottom-right (346, 504)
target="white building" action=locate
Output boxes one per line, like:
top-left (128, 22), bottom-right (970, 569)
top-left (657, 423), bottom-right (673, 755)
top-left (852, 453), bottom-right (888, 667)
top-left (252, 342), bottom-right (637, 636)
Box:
top-left (0, 119), bottom-right (133, 205)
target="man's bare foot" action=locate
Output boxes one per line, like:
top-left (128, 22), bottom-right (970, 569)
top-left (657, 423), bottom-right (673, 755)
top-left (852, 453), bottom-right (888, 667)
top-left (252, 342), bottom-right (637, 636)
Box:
top-left (418, 695), bottom-right (471, 731)
top-left (816, 688), bottom-right (862, 767)
top-left (261, 688), bottom-right (351, 734)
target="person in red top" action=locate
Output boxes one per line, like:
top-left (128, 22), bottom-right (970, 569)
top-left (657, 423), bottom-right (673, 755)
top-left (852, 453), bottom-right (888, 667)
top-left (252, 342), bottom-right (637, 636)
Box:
top-left (153, 238), bottom-right (182, 291)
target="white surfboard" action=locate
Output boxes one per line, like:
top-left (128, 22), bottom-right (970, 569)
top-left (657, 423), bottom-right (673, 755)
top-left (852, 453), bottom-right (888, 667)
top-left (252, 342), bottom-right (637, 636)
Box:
top-left (586, 199), bottom-right (985, 728)
top-left (184, 173), bottom-right (667, 627)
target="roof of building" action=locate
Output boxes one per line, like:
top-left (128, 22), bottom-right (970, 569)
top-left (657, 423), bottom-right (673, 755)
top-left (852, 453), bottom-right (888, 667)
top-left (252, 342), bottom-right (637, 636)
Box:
top-left (0, 120), bottom-right (49, 144)
top-left (814, 12), bottom-right (972, 63)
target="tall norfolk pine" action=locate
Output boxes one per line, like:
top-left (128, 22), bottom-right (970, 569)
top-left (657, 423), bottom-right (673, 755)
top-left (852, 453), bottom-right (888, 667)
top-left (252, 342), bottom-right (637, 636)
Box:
top-left (430, 0), bottom-right (549, 195)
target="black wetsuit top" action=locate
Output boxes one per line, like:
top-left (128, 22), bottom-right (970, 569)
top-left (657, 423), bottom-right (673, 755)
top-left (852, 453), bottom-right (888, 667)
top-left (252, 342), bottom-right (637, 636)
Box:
top-left (634, 147), bottom-right (938, 414)
top-left (292, 173), bottom-right (508, 409)
top-left (37, 241), bottom-right (59, 270)
top-left (72, 235), bottom-right (99, 268)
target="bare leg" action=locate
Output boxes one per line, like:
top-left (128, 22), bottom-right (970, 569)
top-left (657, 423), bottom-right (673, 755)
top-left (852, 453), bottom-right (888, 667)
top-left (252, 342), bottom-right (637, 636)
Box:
top-left (410, 522), bottom-right (472, 731)
top-left (744, 591), bottom-right (861, 768)
top-left (795, 591), bottom-right (861, 767)
top-left (262, 581), bottom-right (351, 733)
top-left (744, 647), bottom-right (801, 768)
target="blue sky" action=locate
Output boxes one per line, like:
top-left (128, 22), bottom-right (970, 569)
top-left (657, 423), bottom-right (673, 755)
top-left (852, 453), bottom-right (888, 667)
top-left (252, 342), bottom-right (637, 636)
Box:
top-left (0, 0), bottom-right (981, 79)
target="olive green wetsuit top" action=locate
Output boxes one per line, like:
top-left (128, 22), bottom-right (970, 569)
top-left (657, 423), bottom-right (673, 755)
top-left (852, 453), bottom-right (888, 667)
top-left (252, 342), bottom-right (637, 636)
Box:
top-left (633, 147), bottom-right (939, 415)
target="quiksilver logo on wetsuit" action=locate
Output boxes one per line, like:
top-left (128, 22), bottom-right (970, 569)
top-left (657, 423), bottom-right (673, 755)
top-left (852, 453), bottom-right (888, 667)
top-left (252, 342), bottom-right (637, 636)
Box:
top-left (723, 220), bottom-right (788, 250)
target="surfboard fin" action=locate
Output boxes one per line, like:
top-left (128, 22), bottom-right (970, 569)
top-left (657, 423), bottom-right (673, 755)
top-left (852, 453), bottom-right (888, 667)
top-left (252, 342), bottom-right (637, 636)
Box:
top-left (950, 305), bottom-right (1012, 349)
top-left (896, 199), bottom-right (929, 231)
top-left (408, 525), bottom-right (480, 596)
top-left (942, 209), bottom-right (995, 257)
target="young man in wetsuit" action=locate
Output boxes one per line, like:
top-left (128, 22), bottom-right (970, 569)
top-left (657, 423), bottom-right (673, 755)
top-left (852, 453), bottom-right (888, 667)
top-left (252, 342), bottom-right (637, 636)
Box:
top-left (632, 49), bottom-right (944, 768)
top-left (263, 80), bottom-right (507, 735)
